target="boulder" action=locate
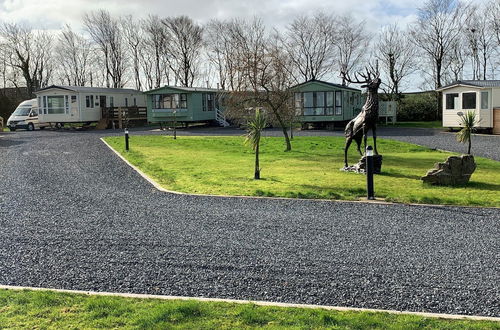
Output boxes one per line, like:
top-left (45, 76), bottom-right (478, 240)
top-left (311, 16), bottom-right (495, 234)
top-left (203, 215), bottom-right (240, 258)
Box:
top-left (421, 155), bottom-right (476, 185)
top-left (342, 155), bottom-right (383, 174)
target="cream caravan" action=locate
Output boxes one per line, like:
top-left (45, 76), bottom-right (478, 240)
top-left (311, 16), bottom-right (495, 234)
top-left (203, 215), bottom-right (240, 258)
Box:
top-left (35, 85), bottom-right (146, 125)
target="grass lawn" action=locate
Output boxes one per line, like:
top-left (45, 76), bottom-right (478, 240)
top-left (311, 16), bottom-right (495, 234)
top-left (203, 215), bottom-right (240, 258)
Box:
top-left (1, 289), bottom-right (498, 329)
top-left (103, 135), bottom-right (500, 207)
top-left (380, 121), bottom-right (443, 128)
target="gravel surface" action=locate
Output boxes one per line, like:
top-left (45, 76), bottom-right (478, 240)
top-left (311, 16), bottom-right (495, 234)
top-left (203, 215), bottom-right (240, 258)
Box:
top-left (0, 129), bottom-right (499, 317)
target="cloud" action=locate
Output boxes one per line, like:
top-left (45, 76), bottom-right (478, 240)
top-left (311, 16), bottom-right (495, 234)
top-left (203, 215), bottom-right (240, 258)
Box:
top-left (0, 0), bottom-right (420, 31)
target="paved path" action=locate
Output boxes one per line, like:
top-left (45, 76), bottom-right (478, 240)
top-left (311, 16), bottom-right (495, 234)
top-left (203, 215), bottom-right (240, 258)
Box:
top-left (0, 130), bottom-right (499, 317)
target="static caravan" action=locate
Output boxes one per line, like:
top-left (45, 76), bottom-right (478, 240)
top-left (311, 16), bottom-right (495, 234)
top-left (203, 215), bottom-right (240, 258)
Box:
top-left (145, 86), bottom-right (229, 127)
top-left (35, 85), bottom-right (146, 125)
top-left (437, 80), bottom-right (500, 134)
top-left (291, 80), bottom-right (363, 129)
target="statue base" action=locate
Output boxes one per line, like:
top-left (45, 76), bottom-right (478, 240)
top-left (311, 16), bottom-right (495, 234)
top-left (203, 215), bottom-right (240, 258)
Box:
top-left (341, 155), bottom-right (383, 174)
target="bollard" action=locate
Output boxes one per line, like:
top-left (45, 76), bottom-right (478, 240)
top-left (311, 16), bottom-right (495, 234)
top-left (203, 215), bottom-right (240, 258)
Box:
top-left (366, 145), bottom-right (374, 200)
top-left (125, 128), bottom-right (129, 151)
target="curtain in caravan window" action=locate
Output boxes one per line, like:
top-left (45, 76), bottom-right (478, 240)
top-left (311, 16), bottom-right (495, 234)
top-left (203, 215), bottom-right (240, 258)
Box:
top-left (47, 96), bottom-right (65, 114)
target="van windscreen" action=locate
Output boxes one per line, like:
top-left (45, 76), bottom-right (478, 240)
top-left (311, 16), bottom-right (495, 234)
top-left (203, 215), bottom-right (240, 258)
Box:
top-left (13, 106), bottom-right (31, 116)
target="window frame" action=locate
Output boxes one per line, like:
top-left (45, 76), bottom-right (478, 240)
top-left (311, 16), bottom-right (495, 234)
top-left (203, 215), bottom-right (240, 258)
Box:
top-left (462, 92), bottom-right (477, 110)
top-left (445, 93), bottom-right (459, 110)
top-left (480, 91), bottom-right (489, 110)
top-left (335, 91), bottom-right (342, 115)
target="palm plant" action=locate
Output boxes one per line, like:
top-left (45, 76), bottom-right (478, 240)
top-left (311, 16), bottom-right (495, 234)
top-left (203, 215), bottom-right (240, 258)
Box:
top-left (245, 109), bottom-right (266, 179)
top-left (456, 110), bottom-right (478, 155)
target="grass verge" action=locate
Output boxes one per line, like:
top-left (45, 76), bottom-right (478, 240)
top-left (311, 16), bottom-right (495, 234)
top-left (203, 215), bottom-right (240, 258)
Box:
top-left (1, 289), bottom-right (498, 329)
top-left (103, 135), bottom-right (500, 207)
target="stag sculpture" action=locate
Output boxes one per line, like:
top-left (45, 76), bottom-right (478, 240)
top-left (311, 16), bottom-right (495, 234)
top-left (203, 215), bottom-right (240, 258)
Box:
top-left (341, 67), bottom-right (381, 168)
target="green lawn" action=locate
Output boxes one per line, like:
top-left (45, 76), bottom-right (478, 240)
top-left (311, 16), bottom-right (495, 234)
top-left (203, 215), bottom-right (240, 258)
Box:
top-left (381, 121), bottom-right (443, 128)
top-left (1, 289), bottom-right (498, 329)
top-left (103, 136), bottom-right (500, 207)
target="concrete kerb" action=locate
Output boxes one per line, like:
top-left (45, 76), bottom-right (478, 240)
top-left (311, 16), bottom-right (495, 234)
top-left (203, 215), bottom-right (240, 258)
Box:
top-left (100, 137), bottom-right (499, 210)
top-left (0, 285), bottom-right (499, 322)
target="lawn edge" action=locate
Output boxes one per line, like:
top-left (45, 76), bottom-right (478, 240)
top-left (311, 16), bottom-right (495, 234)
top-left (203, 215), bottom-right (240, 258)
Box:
top-left (1, 284), bottom-right (498, 322)
top-left (100, 137), bottom-right (500, 209)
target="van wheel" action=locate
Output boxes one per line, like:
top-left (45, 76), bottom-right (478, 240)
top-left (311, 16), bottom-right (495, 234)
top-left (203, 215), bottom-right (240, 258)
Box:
top-left (27, 123), bottom-right (34, 131)
top-left (9, 126), bottom-right (16, 131)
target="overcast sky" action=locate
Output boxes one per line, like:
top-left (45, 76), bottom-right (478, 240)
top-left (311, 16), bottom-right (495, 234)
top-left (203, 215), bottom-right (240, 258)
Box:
top-left (0, 0), bottom-right (489, 90)
top-left (0, 0), bottom-right (421, 32)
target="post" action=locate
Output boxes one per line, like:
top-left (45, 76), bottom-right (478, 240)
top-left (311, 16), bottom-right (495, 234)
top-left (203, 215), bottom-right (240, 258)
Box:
top-left (366, 145), bottom-right (374, 200)
top-left (125, 128), bottom-right (129, 151)
top-left (173, 110), bottom-right (177, 140)
top-left (118, 107), bottom-right (123, 129)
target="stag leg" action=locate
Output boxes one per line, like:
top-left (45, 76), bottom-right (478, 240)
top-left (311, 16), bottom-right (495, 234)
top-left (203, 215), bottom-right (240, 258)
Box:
top-left (344, 138), bottom-right (353, 167)
top-left (363, 125), bottom-right (368, 155)
top-left (373, 126), bottom-right (379, 155)
top-left (356, 139), bottom-right (363, 156)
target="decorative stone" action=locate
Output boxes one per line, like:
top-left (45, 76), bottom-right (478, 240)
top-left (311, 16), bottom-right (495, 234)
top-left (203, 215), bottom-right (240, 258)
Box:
top-left (421, 155), bottom-right (476, 185)
top-left (342, 155), bottom-right (383, 174)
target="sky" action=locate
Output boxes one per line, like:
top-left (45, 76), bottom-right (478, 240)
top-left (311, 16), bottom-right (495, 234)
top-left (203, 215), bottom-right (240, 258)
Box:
top-left (0, 0), bottom-right (420, 33)
top-left (0, 0), bottom-right (491, 91)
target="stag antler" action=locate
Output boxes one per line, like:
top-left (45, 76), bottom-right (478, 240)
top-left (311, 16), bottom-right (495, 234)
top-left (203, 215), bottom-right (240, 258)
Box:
top-left (340, 63), bottom-right (379, 86)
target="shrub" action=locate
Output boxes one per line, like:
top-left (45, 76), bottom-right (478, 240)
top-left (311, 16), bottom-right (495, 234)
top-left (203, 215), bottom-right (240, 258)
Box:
top-left (397, 92), bottom-right (438, 121)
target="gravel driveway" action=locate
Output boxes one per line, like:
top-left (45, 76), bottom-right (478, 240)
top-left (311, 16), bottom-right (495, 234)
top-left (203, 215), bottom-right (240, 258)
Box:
top-left (0, 129), bottom-right (499, 317)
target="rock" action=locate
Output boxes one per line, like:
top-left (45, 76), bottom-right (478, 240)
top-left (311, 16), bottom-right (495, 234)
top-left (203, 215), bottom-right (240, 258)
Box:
top-left (421, 155), bottom-right (476, 185)
top-left (342, 155), bottom-right (383, 174)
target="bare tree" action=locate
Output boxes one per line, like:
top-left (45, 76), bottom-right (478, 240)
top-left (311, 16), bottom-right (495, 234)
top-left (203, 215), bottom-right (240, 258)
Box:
top-left (55, 25), bottom-right (93, 86)
top-left (464, 4), bottom-right (496, 80)
top-left (410, 0), bottom-right (468, 89)
top-left (448, 38), bottom-right (466, 81)
top-left (84, 10), bottom-right (127, 88)
top-left (121, 16), bottom-right (143, 90)
top-left (410, 0), bottom-right (469, 118)
top-left (141, 15), bottom-right (169, 89)
top-left (283, 13), bottom-right (337, 82)
top-left (223, 20), bottom-right (295, 151)
top-left (205, 19), bottom-right (233, 90)
top-left (0, 23), bottom-right (54, 96)
top-left (336, 15), bottom-right (370, 86)
top-left (489, 0), bottom-right (500, 46)
top-left (162, 16), bottom-right (203, 87)
top-left (375, 23), bottom-right (416, 98)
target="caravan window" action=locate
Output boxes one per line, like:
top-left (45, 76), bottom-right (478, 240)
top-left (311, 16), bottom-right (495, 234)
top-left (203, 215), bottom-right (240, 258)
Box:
top-left (152, 93), bottom-right (188, 109)
top-left (202, 93), bottom-right (214, 111)
top-left (480, 92), bottom-right (488, 109)
top-left (445, 93), bottom-right (459, 109)
top-left (462, 92), bottom-right (476, 109)
top-left (47, 96), bottom-right (65, 114)
top-left (335, 91), bottom-right (342, 115)
top-left (85, 95), bottom-right (94, 108)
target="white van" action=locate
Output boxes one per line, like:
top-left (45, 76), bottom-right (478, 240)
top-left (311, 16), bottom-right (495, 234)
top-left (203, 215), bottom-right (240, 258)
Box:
top-left (6, 99), bottom-right (49, 131)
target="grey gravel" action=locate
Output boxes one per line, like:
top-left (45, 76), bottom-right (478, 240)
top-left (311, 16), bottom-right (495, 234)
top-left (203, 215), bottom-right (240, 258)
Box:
top-left (0, 129), bottom-right (499, 317)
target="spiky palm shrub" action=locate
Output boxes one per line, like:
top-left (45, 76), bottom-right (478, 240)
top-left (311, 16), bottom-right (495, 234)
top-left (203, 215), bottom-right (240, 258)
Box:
top-left (245, 109), bottom-right (266, 180)
top-left (456, 111), bottom-right (478, 155)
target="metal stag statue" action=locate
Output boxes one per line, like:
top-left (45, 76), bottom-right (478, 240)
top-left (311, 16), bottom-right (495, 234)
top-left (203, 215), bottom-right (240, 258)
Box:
top-left (341, 65), bottom-right (382, 170)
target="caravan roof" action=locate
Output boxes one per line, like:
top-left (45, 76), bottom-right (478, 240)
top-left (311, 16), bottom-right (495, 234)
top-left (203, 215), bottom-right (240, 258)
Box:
top-left (36, 85), bottom-right (142, 94)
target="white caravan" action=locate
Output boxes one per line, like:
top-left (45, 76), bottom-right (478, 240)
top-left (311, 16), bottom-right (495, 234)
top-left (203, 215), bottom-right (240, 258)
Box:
top-left (35, 85), bottom-right (146, 125)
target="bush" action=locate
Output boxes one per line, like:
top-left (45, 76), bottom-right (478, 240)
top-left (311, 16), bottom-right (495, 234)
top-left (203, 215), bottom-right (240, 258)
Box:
top-left (397, 92), bottom-right (439, 121)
